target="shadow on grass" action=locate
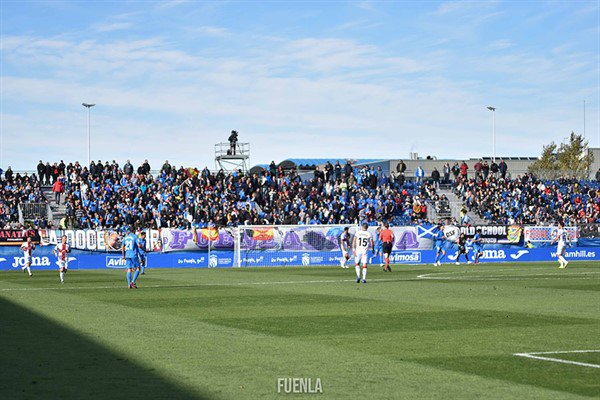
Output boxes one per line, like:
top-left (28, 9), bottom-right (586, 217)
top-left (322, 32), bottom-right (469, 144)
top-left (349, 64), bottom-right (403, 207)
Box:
top-left (0, 297), bottom-right (211, 400)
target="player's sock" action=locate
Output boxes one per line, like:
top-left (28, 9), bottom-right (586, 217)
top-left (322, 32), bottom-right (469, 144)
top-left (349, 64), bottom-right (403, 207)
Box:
top-left (340, 258), bottom-right (345, 268)
top-left (559, 256), bottom-right (567, 264)
top-left (60, 271), bottom-right (65, 282)
top-left (27, 266), bottom-right (32, 276)
top-left (141, 266), bottom-right (145, 274)
top-left (126, 271), bottom-right (132, 285)
top-left (132, 270), bottom-right (140, 283)
top-left (361, 267), bottom-right (367, 281)
top-left (355, 265), bottom-right (361, 279)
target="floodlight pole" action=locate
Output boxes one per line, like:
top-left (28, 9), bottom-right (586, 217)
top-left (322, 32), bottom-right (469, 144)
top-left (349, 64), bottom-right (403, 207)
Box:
top-left (82, 103), bottom-right (95, 167)
top-left (487, 106), bottom-right (496, 162)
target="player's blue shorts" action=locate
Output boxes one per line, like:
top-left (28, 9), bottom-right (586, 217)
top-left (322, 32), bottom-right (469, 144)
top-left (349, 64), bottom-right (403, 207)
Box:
top-left (126, 257), bottom-right (136, 269)
top-left (139, 254), bottom-right (146, 267)
top-left (435, 243), bottom-right (446, 253)
top-left (473, 245), bottom-right (482, 254)
top-left (374, 244), bottom-right (382, 254)
top-left (132, 256), bottom-right (141, 269)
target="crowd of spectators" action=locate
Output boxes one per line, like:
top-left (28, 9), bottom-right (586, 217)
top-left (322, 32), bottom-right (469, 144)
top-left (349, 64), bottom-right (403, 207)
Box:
top-left (0, 167), bottom-right (46, 228)
top-left (454, 174), bottom-right (600, 225)
top-left (26, 159), bottom-right (437, 230)
top-left (2, 158), bottom-right (599, 230)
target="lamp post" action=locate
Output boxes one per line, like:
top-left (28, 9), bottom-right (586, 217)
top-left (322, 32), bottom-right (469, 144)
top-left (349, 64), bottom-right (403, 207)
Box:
top-left (487, 106), bottom-right (496, 162)
top-left (82, 103), bottom-right (95, 167)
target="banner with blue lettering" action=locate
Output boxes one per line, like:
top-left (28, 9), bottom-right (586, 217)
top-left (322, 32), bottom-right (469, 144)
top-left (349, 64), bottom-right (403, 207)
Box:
top-left (0, 247), bottom-right (597, 271)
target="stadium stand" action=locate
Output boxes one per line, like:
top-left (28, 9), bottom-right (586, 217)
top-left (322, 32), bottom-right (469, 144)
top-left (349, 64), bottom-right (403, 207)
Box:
top-left (453, 175), bottom-right (600, 225)
top-left (3, 160), bottom-right (438, 230)
top-left (1, 154), bottom-right (599, 229)
top-left (0, 167), bottom-right (47, 228)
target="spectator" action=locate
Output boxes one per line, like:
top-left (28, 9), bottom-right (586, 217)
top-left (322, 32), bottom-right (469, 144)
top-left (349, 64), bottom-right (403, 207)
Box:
top-left (596, 168), bottom-right (600, 182)
top-left (334, 161), bottom-right (341, 180)
top-left (431, 167), bottom-right (440, 189)
top-left (443, 162), bottom-right (450, 184)
top-left (474, 159), bottom-right (483, 181)
top-left (460, 161), bottom-right (468, 180)
top-left (490, 160), bottom-right (499, 178)
top-left (415, 166), bottom-right (424, 184)
top-left (37, 161), bottom-right (45, 182)
top-left (123, 160), bottom-right (134, 176)
top-left (396, 160), bottom-right (407, 174)
top-left (43, 162), bottom-right (51, 185)
top-left (451, 162), bottom-right (460, 182)
top-left (499, 159), bottom-right (508, 179)
top-left (142, 159), bottom-right (151, 175)
top-left (59, 160), bottom-right (66, 176)
top-left (482, 160), bottom-right (490, 180)
top-left (162, 160), bottom-right (172, 175)
top-left (5, 167), bottom-right (13, 184)
top-left (52, 177), bottom-right (63, 205)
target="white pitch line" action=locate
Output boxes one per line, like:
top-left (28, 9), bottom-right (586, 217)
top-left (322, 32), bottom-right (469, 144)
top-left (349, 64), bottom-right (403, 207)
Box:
top-left (514, 350), bottom-right (600, 369)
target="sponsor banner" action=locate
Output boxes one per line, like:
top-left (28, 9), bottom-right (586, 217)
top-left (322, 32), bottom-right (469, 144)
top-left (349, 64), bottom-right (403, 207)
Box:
top-left (160, 228), bottom-right (236, 252)
top-left (0, 250), bottom-right (234, 270)
top-left (0, 230), bottom-right (41, 245)
top-left (447, 247), bottom-right (597, 263)
top-left (147, 252), bottom-right (233, 268)
top-left (239, 225), bottom-right (433, 252)
top-left (524, 226), bottom-right (579, 243)
top-left (239, 250), bottom-right (435, 266)
top-left (38, 229), bottom-right (161, 252)
top-left (440, 225), bottom-right (521, 245)
top-left (0, 248), bottom-right (597, 270)
top-left (458, 225), bottom-right (522, 244)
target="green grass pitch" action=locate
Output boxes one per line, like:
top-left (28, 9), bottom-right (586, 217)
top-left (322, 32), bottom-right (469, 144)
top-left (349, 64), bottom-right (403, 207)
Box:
top-left (1, 262), bottom-right (598, 399)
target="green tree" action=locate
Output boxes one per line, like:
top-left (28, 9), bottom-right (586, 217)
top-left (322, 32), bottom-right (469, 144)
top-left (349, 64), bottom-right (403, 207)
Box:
top-left (528, 132), bottom-right (594, 179)
top-left (528, 142), bottom-right (557, 179)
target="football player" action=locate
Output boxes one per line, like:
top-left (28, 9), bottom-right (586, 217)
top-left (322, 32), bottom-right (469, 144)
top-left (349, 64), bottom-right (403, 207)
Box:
top-left (353, 223), bottom-right (374, 283)
top-left (54, 236), bottom-right (71, 283)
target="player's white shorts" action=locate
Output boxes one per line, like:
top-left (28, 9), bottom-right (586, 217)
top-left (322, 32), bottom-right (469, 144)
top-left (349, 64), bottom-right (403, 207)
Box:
top-left (23, 255), bottom-right (32, 265)
top-left (557, 243), bottom-right (566, 256)
top-left (355, 251), bottom-right (368, 266)
top-left (342, 249), bottom-right (349, 258)
top-left (57, 260), bottom-right (69, 270)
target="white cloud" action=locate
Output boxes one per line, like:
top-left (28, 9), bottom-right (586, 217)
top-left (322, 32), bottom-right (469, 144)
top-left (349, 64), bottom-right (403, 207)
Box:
top-left (488, 39), bottom-right (513, 50)
top-left (1, 18), bottom-right (597, 171)
top-left (94, 22), bottom-right (133, 32)
top-left (194, 26), bottom-right (231, 37)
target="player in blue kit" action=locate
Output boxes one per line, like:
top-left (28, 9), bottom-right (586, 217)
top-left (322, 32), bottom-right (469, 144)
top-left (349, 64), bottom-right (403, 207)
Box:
top-left (472, 228), bottom-right (484, 264)
top-left (138, 231), bottom-right (147, 274)
top-left (433, 223), bottom-right (447, 266)
top-left (122, 228), bottom-right (140, 289)
top-left (370, 226), bottom-right (384, 267)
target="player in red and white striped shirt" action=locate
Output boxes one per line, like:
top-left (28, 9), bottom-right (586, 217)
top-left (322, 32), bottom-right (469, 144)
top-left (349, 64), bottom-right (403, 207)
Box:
top-left (54, 236), bottom-right (71, 283)
top-left (20, 237), bottom-right (35, 277)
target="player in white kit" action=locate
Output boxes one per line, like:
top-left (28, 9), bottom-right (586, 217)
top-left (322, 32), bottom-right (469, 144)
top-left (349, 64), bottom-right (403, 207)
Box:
top-left (19, 237), bottom-right (35, 277)
top-left (352, 223), bottom-right (374, 283)
top-left (551, 221), bottom-right (570, 269)
top-left (54, 236), bottom-right (71, 283)
top-left (339, 227), bottom-right (351, 268)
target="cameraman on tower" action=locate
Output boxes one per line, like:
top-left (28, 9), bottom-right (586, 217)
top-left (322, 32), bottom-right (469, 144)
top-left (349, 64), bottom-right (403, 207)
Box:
top-left (228, 130), bottom-right (238, 155)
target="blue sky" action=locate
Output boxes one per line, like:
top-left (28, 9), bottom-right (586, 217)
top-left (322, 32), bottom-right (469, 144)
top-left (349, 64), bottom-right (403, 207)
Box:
top-left (1, 0), bottom-right (598, 171)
